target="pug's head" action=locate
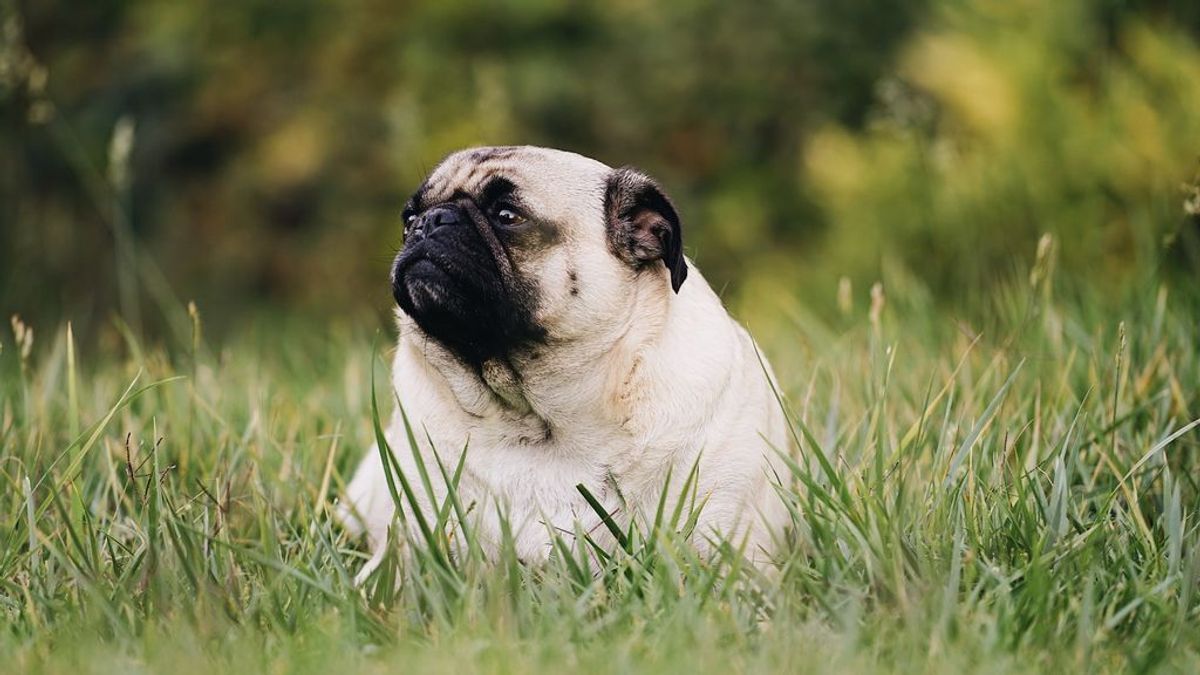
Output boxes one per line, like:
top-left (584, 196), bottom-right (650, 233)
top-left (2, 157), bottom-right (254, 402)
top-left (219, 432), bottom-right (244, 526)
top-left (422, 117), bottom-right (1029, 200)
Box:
top-left (392, 146), bottom-right (688, 367)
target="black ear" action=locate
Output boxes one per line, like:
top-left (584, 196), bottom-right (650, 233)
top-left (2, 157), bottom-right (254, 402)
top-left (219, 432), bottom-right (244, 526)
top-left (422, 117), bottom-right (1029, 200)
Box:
top-left (604, 167), bottom-right (688, 293)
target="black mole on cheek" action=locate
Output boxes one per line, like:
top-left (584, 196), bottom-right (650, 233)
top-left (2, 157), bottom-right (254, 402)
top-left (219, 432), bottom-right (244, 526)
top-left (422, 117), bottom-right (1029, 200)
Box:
top-left (568, 269), bottom-right (579, 296)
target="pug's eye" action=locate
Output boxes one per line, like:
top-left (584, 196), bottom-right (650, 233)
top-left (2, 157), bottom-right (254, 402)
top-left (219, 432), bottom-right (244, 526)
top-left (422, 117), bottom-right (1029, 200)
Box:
top-left (495, 207), bottom-right (526, 226)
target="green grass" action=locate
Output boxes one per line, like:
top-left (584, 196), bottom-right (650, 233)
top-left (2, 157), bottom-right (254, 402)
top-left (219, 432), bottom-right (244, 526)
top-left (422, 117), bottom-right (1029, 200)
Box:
top-left (2, 258), bottom-right (1199, 674)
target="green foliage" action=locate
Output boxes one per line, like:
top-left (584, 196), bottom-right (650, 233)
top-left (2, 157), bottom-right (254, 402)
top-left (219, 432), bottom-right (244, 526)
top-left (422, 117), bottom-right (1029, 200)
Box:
top-left (5, 0), bottom-right (1196, 333)
top-left (791, 0), bottom-right (1200, 310)
top-left (0, 0), bottom-right (925, 331)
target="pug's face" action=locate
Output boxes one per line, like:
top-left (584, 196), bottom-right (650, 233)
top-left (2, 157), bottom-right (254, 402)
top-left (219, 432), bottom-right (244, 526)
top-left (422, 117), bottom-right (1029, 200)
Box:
top-left (391, 146), bottom-right (688, 367)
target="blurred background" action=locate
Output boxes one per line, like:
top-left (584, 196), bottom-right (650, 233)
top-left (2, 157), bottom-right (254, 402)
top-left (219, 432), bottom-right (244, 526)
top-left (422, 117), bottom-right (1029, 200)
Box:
top-left (2, 0), bottom-right (1199, 343)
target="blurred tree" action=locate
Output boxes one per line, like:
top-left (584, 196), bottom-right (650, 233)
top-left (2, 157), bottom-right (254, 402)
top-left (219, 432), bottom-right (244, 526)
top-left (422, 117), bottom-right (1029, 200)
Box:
top-left (1, 0), bottom-right (1196, 337)
top-left (785, 0), bottom-right (1200, 316)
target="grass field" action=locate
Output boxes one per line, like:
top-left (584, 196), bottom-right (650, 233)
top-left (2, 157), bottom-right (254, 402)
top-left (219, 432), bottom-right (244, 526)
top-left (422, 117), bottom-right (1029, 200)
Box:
top-left (2, 249), bottom-right (1199, 674)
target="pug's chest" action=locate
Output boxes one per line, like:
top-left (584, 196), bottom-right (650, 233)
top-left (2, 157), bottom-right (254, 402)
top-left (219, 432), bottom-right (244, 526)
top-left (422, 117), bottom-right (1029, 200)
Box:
top-left (457, 427), bottom-right (631, 502)
top-left (443, 426), bottom-right (672, 557)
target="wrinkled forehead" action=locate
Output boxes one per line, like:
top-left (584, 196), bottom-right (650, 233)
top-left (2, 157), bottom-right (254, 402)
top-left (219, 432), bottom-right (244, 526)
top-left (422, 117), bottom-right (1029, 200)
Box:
top-left (412, 146), bottom-right (611, 218)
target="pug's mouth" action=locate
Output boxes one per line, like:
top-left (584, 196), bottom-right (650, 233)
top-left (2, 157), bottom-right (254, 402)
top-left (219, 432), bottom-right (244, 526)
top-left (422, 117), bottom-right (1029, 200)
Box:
top-left (390, 234), bottom-right (543, 367)
top-left (398, 254), bottom-right (463, 311)
top-left (393, 235), bottom-right (489, 306)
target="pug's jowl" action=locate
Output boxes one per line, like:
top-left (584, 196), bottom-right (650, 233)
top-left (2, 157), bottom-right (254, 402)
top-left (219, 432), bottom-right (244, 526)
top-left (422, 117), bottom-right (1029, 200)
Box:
top-left (339, 146), bottom-right (790, 580)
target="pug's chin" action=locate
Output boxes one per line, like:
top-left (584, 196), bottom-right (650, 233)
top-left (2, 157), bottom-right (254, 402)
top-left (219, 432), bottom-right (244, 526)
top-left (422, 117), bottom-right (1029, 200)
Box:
top-left (402, 260), bottom-right (455, 314)
top-left (392, 246), bottom-right (545, 368)
top-left (395, 261), bottom-right (494, 362)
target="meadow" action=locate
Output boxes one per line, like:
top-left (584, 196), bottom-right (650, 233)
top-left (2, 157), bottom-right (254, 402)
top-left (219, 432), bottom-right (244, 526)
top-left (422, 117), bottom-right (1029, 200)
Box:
top-left (5, 3), bottom-right (1200, 671)
top-left (3, 240), bottom-right (1198, 674)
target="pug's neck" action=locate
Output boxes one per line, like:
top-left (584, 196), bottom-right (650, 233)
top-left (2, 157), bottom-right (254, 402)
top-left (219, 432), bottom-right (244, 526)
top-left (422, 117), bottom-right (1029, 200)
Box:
top-left (425, 323), bottom-right (649, 432)
top-left (479, 357), bottom-right (533, 414)
top-left (396, 272), bottom-right (733, 445)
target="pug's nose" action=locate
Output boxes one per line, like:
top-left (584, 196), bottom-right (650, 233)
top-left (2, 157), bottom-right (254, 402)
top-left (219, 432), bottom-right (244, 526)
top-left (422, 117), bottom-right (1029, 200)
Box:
top-left (421, 206), bottom-right (461, 232)
top-left (408, 205), bottom-right (462, 243)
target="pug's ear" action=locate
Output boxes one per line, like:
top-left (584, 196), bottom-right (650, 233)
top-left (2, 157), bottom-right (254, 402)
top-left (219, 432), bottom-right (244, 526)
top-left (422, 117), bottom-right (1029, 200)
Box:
top-left (604, 167), bottom-right (688, 293)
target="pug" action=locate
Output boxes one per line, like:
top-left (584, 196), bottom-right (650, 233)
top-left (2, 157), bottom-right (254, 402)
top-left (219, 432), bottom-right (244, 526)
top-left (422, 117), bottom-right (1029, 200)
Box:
top-left (339, 146), bottom-right (790, 580)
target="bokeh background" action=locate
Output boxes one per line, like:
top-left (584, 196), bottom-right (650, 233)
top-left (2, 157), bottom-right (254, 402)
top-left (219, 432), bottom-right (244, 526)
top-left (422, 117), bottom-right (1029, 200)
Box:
top-left (2, 0), bottom-right (1199, 341)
